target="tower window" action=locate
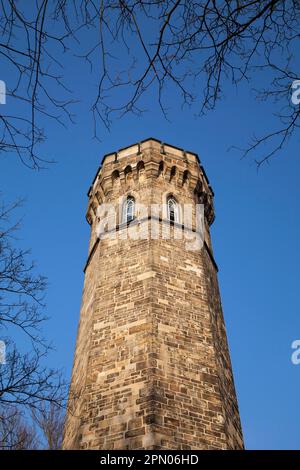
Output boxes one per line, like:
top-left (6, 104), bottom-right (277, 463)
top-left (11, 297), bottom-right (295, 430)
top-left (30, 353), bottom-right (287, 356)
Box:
top-left (167, 196), bottom-right (179, 223)
top-left (124, 196), bottom-right (135, 223)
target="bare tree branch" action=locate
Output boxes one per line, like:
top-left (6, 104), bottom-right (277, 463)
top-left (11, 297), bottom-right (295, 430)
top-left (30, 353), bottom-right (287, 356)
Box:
top-left (0, 198), bottom-right (67, 450)
top-left (31, 402), bottom-right (65, 449)
top-left (0, 408), bottom-right (38, 449)
top-left (1, 1), bottom-right (299, 167)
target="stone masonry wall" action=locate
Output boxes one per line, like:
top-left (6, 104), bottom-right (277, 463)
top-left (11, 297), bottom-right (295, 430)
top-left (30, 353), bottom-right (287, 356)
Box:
top-left (62, 139), bottom-right (243, 450)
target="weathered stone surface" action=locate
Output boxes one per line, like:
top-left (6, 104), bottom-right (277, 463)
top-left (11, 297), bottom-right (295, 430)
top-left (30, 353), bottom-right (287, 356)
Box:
top-left (62, 138), bottom-right (244, 450)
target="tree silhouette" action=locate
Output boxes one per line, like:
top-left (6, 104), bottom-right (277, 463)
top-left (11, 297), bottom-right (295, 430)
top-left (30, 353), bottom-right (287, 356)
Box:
top-left (0, 1), bottom-right (299, 168)
top-left (0, 198), bottom-right (66, 449)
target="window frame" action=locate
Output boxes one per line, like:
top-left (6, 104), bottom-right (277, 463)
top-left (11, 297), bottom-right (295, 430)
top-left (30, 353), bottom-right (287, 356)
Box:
top-left (167, 196), bottom-right (179, 223)
top-left (123, 196), bottom-right (135, 223)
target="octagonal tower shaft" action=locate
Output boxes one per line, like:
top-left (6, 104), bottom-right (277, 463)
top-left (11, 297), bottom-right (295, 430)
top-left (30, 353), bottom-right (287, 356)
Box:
top-left (63, 138), bottom-right (243, 450)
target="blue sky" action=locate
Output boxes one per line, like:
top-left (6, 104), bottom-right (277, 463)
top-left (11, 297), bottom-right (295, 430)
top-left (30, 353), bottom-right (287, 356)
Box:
top-left (1, 25), bottom-right (300, 450)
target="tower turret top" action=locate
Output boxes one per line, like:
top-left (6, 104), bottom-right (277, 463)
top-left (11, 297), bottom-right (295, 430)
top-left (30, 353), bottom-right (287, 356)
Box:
top-left (87, 137), bottom-right (213, 198)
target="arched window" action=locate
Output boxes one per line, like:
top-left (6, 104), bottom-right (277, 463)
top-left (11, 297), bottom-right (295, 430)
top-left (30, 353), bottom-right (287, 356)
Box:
top-left (123, 196), bottom-right (135, 223)
top-left (167, 196), bottom-right (179, 223)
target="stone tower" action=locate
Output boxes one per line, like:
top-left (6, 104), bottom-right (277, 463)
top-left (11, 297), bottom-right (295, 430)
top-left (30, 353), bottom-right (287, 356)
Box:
top-left (63, 138), bottom-right (244, 450)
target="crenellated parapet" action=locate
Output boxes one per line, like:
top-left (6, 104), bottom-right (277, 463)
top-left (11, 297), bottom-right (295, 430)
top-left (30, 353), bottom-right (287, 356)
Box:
top-left (86, 138), bottom-right (215, 227)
